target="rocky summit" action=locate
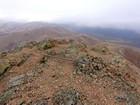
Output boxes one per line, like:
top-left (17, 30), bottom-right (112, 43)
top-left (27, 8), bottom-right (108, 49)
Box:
top-left (0, 39), bottom-right (140, 105)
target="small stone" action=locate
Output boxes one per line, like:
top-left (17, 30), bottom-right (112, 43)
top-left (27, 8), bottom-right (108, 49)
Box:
top-left (91, 75), bottom-right (97, 79)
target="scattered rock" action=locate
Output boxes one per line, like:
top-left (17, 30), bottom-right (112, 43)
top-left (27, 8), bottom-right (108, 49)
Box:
top-left (126, 92), bottom-right (140, 105)
top-left (74, 54), bottom-right (106, 76)
top-left (69, 42), bottom-right (87, 51)
top-left (39, 55), bottom-right (48, 64)
top-left (12, 41), bottom-right (37, 52)
top-left (27, 97), bottom-right (49, 105)
top-left (57, 39), bottom-right (68, 44)
top-left (11, 54), bottom-right (30, 66)
top-left (46, 49), bottom-right (57, 55)
top-left (0, 39), bottom-right (140, 105)
top-left (92, 45), bottom-right (109, 54)
top-left (58, 48), bottom-right (78, 57)
top-left (115, 91), bottom-right (127, 102)
top-left (0, 52), bottom-right (7, 58)
top-left (52, 87), bottom-right (86, 105)
top-left (6, 74), bottom-right (27, 89)
top-left (111, 55), bottom-right (126, 68)
top-left (68, 39), bottom-right (74, 43)
top-left (115, 91), bottom-right (140, 105)
top-left (112, 78), bottom-right (137, 92)
top-left (38, 39), bottom-right (56, 50)
top-left (0, 64), bottom-right (44, 104)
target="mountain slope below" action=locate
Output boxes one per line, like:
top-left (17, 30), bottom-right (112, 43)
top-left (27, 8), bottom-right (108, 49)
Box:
top-left (118, 46), bottom-right (140, 68)
top-left (61, 24), bottom-right (140, 48)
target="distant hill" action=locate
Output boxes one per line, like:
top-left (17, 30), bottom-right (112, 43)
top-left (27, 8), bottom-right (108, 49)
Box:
top-left (0, 22), bottom-right (100, 51)
top-left (0, 22), bottom-right (53, 36)
top-left (61, 24), bottom-right (140, 48)
top-left (118, 46), bottom-right (140, 68)
top-left (0, 22), bottom-right (140, 69)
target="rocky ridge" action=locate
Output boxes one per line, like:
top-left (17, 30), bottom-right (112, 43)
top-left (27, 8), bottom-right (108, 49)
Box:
top-left (0, 39), bottom-right (140, 105)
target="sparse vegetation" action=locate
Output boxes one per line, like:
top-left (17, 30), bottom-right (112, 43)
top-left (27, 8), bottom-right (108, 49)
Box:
top-left (0, 52), bottom-right (7, 58)
top-left (115, 91), bottom-right (140, 105)
top-left (0, 58), bottom-right (10, 77)
top-left (12, 41), bottom-right (37, 52)
top-left (91, 45), bottom-right (109, 54)
top-left (38, 39), bottom-right (56, 50)
top-left (57, 39), bottom-right (68, 44)
top-left (0, 39), bottom-right (140, 105)
top-left (52, 87), bottom-right (86, 105)
top-left (11, 54), bottom-right (30, 66)
top-left (110, 55), bottom-right (126, 70)
top-left (74, 54), bottom-right (106, 77)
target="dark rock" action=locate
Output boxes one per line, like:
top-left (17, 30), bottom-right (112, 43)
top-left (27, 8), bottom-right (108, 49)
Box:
top-left (39, 55), bottom-right (48, 64)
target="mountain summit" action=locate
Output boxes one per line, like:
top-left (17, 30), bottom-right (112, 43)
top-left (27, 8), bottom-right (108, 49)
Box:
top-left (0, 39), bottom-right (140, 104)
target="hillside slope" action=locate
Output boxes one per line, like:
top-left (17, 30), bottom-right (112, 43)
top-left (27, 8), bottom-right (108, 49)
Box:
top-left (0, 24), bottom-right (100, 51)
top-left (118, 46), bottom-right (140, 68)
top-left (0, 39), bottom-right (140, 105)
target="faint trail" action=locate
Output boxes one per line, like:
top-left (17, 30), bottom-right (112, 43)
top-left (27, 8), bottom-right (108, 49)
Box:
top-left (45, 54), bottom-right (88, 64)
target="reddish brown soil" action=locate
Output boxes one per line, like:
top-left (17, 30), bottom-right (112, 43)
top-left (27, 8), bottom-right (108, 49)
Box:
top-left (0, 41), bottom-right (140, 105)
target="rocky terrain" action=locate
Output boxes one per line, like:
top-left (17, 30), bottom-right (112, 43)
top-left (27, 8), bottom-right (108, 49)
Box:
top-left (0, 39), bottom-right (140, 105)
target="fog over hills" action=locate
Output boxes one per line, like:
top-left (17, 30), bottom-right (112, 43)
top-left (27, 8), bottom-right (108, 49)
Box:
top-left (0, 22), bottom-right (102, 51)
top-left (0, 21), bottom-right (140, 50)
top-left (0, 31), bottom-right (140, 104)
top-left (0, 21), bottom-right (140, 69)
top-left (61, 24), bottom-right (140, 48)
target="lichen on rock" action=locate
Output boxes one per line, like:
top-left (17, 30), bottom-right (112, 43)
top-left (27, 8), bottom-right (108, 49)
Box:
top-left (74, 54), bottom-right (106, 77)
top-left (38, 39), bottom-right (56, 51)
top-left (0, 58), bottom-right (10, 76)
top-left (52, 87), bottom-right (86, 105)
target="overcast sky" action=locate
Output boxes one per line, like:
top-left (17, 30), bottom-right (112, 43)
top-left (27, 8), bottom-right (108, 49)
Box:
top-left (0, 0), bottom-right (140, 29)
